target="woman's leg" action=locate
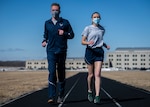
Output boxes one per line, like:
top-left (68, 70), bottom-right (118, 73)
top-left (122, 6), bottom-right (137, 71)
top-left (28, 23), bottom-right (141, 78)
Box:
top-left (87, 64), bottom-right (94, 91)
top-left (94, 61), bottom-right (103, 96)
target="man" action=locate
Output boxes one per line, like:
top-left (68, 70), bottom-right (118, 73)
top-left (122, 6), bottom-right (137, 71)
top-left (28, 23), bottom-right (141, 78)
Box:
top-left (42, 3), bottom-right (74, 104)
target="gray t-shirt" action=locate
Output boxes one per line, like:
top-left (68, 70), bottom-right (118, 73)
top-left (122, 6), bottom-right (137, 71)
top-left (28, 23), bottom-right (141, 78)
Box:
top-left (82, 25), bottom-right (105, 48)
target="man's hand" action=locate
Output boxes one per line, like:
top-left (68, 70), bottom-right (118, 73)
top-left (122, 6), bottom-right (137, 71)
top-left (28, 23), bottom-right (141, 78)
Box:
top-left (106, 45), bottom-right (110, 50)
top-left (58, 29), bottom-right (64, 36)
top-left (42, 41), bottom-right (47, 47)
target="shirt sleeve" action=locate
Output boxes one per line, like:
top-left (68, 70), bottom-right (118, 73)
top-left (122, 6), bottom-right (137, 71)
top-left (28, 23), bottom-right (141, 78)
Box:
top-left (81, 26), bottom-right (89, 37)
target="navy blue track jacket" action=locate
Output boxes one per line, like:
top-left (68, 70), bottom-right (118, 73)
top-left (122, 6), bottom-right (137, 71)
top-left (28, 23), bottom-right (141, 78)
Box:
top-left (43, 17), bottom-right (74, 54)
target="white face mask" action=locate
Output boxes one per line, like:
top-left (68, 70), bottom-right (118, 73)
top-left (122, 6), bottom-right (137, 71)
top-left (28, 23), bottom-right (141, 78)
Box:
top-left (92, 18), bottom-right (100, 24)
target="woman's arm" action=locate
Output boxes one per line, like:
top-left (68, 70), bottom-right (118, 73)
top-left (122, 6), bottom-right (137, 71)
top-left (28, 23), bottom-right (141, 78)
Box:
top-left (81, 36), bottom-right (94, 45)
top-left (103, 42), bottom-right (110, 50)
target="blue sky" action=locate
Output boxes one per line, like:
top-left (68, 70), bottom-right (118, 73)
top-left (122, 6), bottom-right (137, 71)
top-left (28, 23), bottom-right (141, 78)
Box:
top-left (0, 0), bottom-right (150, 61)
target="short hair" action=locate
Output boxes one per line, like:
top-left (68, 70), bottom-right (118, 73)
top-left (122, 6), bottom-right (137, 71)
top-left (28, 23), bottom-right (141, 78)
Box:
top-left (51, 3), bottom-right (60, 10)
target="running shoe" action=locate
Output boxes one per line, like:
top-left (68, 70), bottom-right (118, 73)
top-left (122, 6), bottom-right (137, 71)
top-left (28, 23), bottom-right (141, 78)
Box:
top-left (57, 96), bottom-right (63, 103)
top-left (47, 99), bottom-right (55, 104)
top-left (88, 91), bottom-right (93, 102)
top-left (94, 96), bottom-right (100, 104)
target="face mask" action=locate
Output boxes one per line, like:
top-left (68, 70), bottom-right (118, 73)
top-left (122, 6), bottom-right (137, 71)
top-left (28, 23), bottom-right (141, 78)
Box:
top-left (92, 18), bottom-right (100, 24)
top-left (52, 10), bottom-right (60, 18)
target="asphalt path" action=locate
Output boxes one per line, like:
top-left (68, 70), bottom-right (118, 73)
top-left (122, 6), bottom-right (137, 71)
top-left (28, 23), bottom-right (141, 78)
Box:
top-left (1, 72), bottom-right (150, 107)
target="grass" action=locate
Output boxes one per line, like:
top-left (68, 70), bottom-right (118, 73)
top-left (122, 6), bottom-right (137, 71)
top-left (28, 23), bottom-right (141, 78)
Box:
top-left (0, 70), bottom-right (150, 105)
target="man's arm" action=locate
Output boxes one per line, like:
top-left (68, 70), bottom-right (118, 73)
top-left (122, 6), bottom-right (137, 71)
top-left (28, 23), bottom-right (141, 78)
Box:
top-left (64, 20), bottom-right (74, 39)
top-left (42, 22), bottom-right (48, 47)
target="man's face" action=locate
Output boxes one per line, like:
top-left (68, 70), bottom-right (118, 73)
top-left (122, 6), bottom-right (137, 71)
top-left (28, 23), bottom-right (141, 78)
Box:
top-left (51, 5), bottom-right (60, 18)
top-left (51, 5), bottom-right (60, 13)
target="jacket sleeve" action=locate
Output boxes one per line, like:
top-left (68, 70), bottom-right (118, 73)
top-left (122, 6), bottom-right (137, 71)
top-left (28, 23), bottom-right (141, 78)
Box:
top-left (42, 22), bottom-right (48, 43)
top-left (103, 42), bottom-right (107, 48)
top-left (64, 20), bottom-right (74, 39)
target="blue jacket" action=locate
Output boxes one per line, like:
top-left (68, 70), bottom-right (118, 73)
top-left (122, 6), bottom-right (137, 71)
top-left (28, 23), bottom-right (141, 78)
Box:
top-left (43, 17), bottom-right (74, 54)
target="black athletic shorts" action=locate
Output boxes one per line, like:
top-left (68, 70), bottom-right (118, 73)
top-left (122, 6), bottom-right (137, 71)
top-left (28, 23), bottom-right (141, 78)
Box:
top-left (84, 47), bottom-right (104, 65)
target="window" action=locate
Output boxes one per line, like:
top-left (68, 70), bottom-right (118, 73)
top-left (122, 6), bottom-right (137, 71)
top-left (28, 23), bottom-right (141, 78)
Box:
top-left (133, 63), bottom-right (137, 65)
top-left (34, 62), bottom-right (38, 64)
top-left (133, 55), bottom-right (137, 57)
top-left (125, 63), bottom-right (129, 65)
top-left (109, 55), bottom-right (113, 57)
top-left (117, 63), bottom-right (121, 65)
top-left (141, 55), bottom-right (145, 57)
top-left (125, 59), bottom-right (129, 61)
top-left (117, 55), bottom-right (121, 57)
top-left (141, 63), bottom-right (145, 65)
top-left (109, 59), bottom-right (113, 61)
top-left (141, 59), bottom-right (145, 61)
top-left (125, 55), bottom-right (129, 57)
top-left (41, 62), bottom-right (45, 64)
top-left (116, 59), bottom-right (121, 61)
top-left (76, 63), bottom-right (81, 65)
top-left (28, 62), bottom-right (32, 64)
top-left (105, 63), bottom-right (108, 65)
top-left (133, 59), bottom-right (137, 61)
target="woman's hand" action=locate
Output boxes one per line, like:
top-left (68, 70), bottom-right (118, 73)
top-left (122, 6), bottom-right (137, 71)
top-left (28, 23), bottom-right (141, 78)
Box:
top-left (88, 40), bottom-right (94, 45)
top-left (81, 36), bottom-right (94, 45)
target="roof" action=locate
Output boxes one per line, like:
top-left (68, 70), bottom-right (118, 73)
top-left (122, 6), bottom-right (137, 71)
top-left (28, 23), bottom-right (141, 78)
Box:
top-left (115, 47), bottom-right (150, 51)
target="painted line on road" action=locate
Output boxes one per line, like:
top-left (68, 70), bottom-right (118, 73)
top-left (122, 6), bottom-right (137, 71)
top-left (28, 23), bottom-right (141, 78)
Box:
top-left (58, 77), bottom-right (80, 107)
top-left (101, 87), bottom-right (122, 107)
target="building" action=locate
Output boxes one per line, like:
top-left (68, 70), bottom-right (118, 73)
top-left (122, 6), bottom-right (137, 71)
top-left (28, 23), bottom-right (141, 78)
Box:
top-left (106, 47), bottom-right (150, 70)
top-left (25, 58), bottom-right (110, 71)
top-left (26, 60), bottom-right (48, 70)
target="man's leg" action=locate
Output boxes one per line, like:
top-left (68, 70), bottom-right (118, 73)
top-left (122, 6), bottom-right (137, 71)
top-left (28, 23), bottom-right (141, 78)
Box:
top-left (47, 52), bottom-right (57, 101)
top-left (57, 53), bottom-right (66, 101)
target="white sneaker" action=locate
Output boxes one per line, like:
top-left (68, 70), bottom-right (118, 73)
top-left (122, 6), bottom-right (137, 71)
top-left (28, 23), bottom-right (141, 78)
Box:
top-left (57, 96), bottom-right (63, 103)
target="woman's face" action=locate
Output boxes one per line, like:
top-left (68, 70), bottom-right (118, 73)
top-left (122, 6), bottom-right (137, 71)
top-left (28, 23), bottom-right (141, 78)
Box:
top-left (92, 13), bottom-right (100, 19)
top-left (92, 13), bottom-right (101, 25)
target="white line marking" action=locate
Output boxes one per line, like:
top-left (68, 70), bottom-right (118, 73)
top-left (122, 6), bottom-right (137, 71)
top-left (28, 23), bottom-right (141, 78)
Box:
top-left (101, 87), bottom-right (122, 107)
top-left (58, 77), bottom-right (80, 107)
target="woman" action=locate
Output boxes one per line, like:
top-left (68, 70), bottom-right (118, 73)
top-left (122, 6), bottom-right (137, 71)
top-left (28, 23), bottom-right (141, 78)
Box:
top-left (81, 12), bottom-right (110, 104)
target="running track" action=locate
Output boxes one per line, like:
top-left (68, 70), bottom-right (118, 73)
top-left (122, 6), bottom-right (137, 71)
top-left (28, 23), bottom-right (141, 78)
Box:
top-left (1, 72), bottom-right (150, 107)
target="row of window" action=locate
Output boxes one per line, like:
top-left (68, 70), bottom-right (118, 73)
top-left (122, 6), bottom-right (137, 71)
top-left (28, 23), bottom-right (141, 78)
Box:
top-left (27, 66), bottom-right (46, 69)
top-left (27, 62), bottom-right (46, 64)
top-left (28, 62), bottom-right (110, 66)
top-left (109, 54), bottom-right (149, 57)
top-left (116, 63), bottom-right (149, 65)
top-left (27, 62), bottom-right (87, 65)
top-left (68, 62), bottom-right (86, 65)
top-left (109, 59), bottom-right (149, 61)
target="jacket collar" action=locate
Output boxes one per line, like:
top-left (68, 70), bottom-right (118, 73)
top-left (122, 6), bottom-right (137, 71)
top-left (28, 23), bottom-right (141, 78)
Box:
top-left (48, 17), bottom-right (63, 23)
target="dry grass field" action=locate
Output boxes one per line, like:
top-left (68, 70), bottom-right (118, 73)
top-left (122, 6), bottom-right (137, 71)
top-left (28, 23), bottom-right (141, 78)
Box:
top-left (0, 71), bottom-right (79, 105)
top-left (0, 71), bottom-right (150, 105)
